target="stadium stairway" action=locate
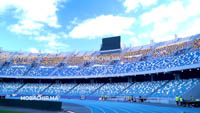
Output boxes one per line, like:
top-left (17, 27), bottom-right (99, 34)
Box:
top-left (13, 83), bottom-right (26, 94)
top-left (48, 55), bottom-right (69, 76)
top-left (40, 83), bottom-right (54, 94)
top-left (116, 82), bottom-right (134, 96)
top-left (22, 55), bottom-right (44, 76)
top-left (86, 51), bottom-right (99, 66)
top-left (0, 52), bottom-right (16, 70)
top-left (146, 80), bottom-right (171, 98)
top-left (172, 36), bottom-right (194, 56)
top-left (6, 52), bottom-right (17, 63)
top-left (49, 67), bottom-right (59, 76)
top-left (175, 39), bottom-right (191, 55)
top-left (89, 83), bottom-right (106, 96)
top-left (22, 66), bottom-right (33, 76)
top-left (144, 46), bottom-right (155, 60)
top-left (65, 83), bottom-right (79, 95)
top-left (187, 34), bottom-right (200, 51)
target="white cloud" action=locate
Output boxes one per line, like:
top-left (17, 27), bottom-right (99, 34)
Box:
top-left (34, 33), bottom-right (69, 51)
top-left (178, 18), bottom-right (200, 37)
top-left (122, 36), bottom-right (141, 48)
top-left (140, 0), bottom-right (200, 42)
top-left (29, 48), bottom-right (39, 53)
top-left (70, 17), bottom-right (78, 25)
top-left (130, 37), bottom-right (141, 46)
top-left (150, 21), bottom-right (178, 42)
top-left (66, 17), bottom-right (78, 30)
top-left (0, 0), bottom-right (66, 35)
top-left (69, 15), bottom-right (135, 39)
top-left (123, 0), bottom-right (157, 13)
top-left (186, 0), bottom-right (200, 18)
top-left (138, 32), bottom-right (149, 39)
top-left (141, 1), bottom-right (186, 26)
top-left (59, 32), bottom-right (69, 38)
top-left (9, 20), bottom-right (44, 35)
top-left (43, 49), bottom-right (55, 53)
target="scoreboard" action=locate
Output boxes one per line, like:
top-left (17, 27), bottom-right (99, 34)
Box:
top-left (100, 36), bottom-right (121, 51)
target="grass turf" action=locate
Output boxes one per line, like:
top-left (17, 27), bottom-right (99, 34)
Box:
top-left (0, 110), bottom-right (26, 113)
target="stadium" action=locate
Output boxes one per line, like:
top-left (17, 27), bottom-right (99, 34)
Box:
top-left (1, 0), bottom-right (200, 113)
top-left (0, 33), bottom-right (200, 113)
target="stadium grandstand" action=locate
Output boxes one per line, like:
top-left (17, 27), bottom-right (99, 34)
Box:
top-left (0, 33), bottom-right (200, 113)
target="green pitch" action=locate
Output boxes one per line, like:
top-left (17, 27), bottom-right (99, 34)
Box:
top-left (0, 110), bottom-right (26, 113)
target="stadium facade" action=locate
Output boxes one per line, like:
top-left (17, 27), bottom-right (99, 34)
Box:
top-left (0, 33), bottom-right (200, 104)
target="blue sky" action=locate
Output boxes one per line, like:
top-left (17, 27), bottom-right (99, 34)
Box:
top-left (0, 0), bottom-right (200, 53)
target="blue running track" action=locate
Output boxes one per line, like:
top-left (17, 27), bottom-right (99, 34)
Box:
top-left (61, 99), bottom-right (200, 113)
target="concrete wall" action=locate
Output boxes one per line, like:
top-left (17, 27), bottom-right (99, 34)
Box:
top-left (182, 84), bottom-right (200, 100)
